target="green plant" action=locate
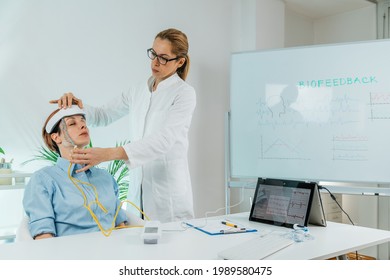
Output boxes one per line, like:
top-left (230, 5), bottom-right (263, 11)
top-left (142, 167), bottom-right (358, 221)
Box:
top-left (107, 157), bottom-right (129, 201)
top-left (22, 141), bottom-right (130, 201)
top-left (106, 141), bottom-right (130, 201)
top-left (0, 147), bottom-right (12, 164)
top-left (21, 145), bottom-right (59, 166)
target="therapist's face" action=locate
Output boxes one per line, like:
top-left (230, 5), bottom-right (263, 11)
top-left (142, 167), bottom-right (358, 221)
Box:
top-left (150, 38), bottom-right (185, 83)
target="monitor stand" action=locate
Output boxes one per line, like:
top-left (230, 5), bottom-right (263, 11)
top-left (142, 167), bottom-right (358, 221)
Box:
top-left (309, 184), bottom-right (327, 227)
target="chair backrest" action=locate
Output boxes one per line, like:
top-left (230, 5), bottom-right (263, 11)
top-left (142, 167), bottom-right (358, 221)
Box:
top-left (126, 210), bottom-right (146, 226)
top-left (15, 215), bottom-right (33, 242)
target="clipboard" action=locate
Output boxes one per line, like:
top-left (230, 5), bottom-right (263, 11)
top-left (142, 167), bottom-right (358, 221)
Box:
top-left (185, 220), bottom-right (257, 236)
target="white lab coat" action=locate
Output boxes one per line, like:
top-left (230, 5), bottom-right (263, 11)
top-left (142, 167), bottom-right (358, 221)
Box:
top-left (84, 73), bottom-right (196, 222)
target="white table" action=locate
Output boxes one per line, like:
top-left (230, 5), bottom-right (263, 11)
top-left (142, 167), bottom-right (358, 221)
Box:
top-left (0, 212), bottom-right (389, 260)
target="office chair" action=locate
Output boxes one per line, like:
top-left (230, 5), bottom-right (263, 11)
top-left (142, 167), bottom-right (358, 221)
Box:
top-left (125, 210), bottom-right (146, 226)
top-left (15, 215), bottom-right (33, 242)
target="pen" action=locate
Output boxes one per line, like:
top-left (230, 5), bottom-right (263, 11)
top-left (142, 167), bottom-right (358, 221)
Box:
top-left (220, 229), bottom-right (247, 234)
top-left (222, 221), bottom-right (246, 230)
top-left (221, 221), bottom-right (239, 228)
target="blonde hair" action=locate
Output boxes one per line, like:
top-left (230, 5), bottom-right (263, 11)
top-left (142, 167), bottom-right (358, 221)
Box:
top-left (156, 28), bottom-right (190, 80)
top-left (42, 109), bottom-right (61, 155)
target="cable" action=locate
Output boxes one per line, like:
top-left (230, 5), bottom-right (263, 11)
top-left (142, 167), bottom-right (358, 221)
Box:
top-left (67, 162), bottom-right (149, 237)
top-left (59, 121), bottom-right (147, 236)
top-left (206, 184), bottom-right (247, 218)
top-left (318, 186), bottom-right (355, 226)
top-left (191, 184), bottom-right (249, 229)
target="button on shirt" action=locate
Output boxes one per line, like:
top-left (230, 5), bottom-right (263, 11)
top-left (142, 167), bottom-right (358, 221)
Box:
top-left (23, 157), bottom-right (127, 238)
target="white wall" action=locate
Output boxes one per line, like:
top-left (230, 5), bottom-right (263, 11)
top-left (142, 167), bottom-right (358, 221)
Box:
top-left (314, 5), bottom-right (377, 44)
top-left (285, 8), bottom-right (314, 47)
top-left (231, 0), bottom-right (285, 52)
top-left (284, 4), bottom-right (377, 47)
top-left (255, 0), bottom-right (285, 50)
top-left (229, 0), bottom-right (287, 214)
top-left (231, 0), bottom-right (256, 52)
top-left (0, 0), bottom-right (236, 228)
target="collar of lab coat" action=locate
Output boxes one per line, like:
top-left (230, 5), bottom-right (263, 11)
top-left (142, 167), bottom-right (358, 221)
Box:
top-left (148, 73), bottom-right (181, 93)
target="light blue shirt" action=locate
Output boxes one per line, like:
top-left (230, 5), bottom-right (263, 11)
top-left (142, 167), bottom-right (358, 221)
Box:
top-left (23, 157), bottom-right (128, 238)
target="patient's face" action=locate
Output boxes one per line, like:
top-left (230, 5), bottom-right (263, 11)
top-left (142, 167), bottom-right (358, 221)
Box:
top-left (62, 115), bottom-right (90, 147)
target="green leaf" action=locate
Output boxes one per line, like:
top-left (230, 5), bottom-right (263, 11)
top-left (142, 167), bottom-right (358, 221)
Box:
top-left (21, 146), bottom-right (58, 166)
top-left (0, 147), bottom-right (4, 155)
top-left (105, 140), bottom-right (130, 201)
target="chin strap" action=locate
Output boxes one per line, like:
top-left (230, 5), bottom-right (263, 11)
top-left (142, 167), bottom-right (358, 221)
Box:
top-left (60, 119), bottom-right (76, 147)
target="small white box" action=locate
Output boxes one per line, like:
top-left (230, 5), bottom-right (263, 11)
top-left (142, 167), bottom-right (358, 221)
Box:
top-left (141, 221), bottom-right (161, 244)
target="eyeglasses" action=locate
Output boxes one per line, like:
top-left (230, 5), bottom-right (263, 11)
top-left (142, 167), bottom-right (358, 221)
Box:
top-left (147, 48), bottom-right (179, 65)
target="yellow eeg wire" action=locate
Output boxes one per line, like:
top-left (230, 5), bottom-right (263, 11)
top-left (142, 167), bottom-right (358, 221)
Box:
top-left (67, 163), bottom-right (150, 237)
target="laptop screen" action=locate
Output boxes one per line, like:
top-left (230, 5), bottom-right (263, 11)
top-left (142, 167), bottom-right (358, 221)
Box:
top-left (249, 178), bottom-right (316, 228)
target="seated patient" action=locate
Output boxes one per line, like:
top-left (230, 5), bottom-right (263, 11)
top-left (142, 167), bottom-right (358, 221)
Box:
top-left (23, 105), bottom-right (128, 240)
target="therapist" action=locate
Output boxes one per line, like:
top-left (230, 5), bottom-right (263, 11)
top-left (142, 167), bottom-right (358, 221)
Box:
top-left (51, 28), bottom-right (196, 223)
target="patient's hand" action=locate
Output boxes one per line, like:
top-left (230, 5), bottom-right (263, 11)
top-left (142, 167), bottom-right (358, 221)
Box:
top-left (34, 233), bottom-right (54, 240)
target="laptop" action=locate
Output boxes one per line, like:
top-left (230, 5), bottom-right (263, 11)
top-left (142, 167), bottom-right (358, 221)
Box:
top-left (249, 178), bottom-right (326, 228)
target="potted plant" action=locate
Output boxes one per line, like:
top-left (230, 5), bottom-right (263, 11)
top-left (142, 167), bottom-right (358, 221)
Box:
top-left (0, 147), bottom-right (13, 185)
top-left (0, 147), bottom-right (11, 165)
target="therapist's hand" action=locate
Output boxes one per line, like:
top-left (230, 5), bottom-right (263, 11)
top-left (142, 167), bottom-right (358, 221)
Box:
top-left (49, 92), bottom-right (84, 109)
top-left (70, 146), bottom-right (127, 173)
top-left (70, 147), bottom-right (108, 173)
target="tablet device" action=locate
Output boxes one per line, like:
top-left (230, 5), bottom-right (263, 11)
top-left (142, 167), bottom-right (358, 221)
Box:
top-left (249, 178), bottom-right (316, 228)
